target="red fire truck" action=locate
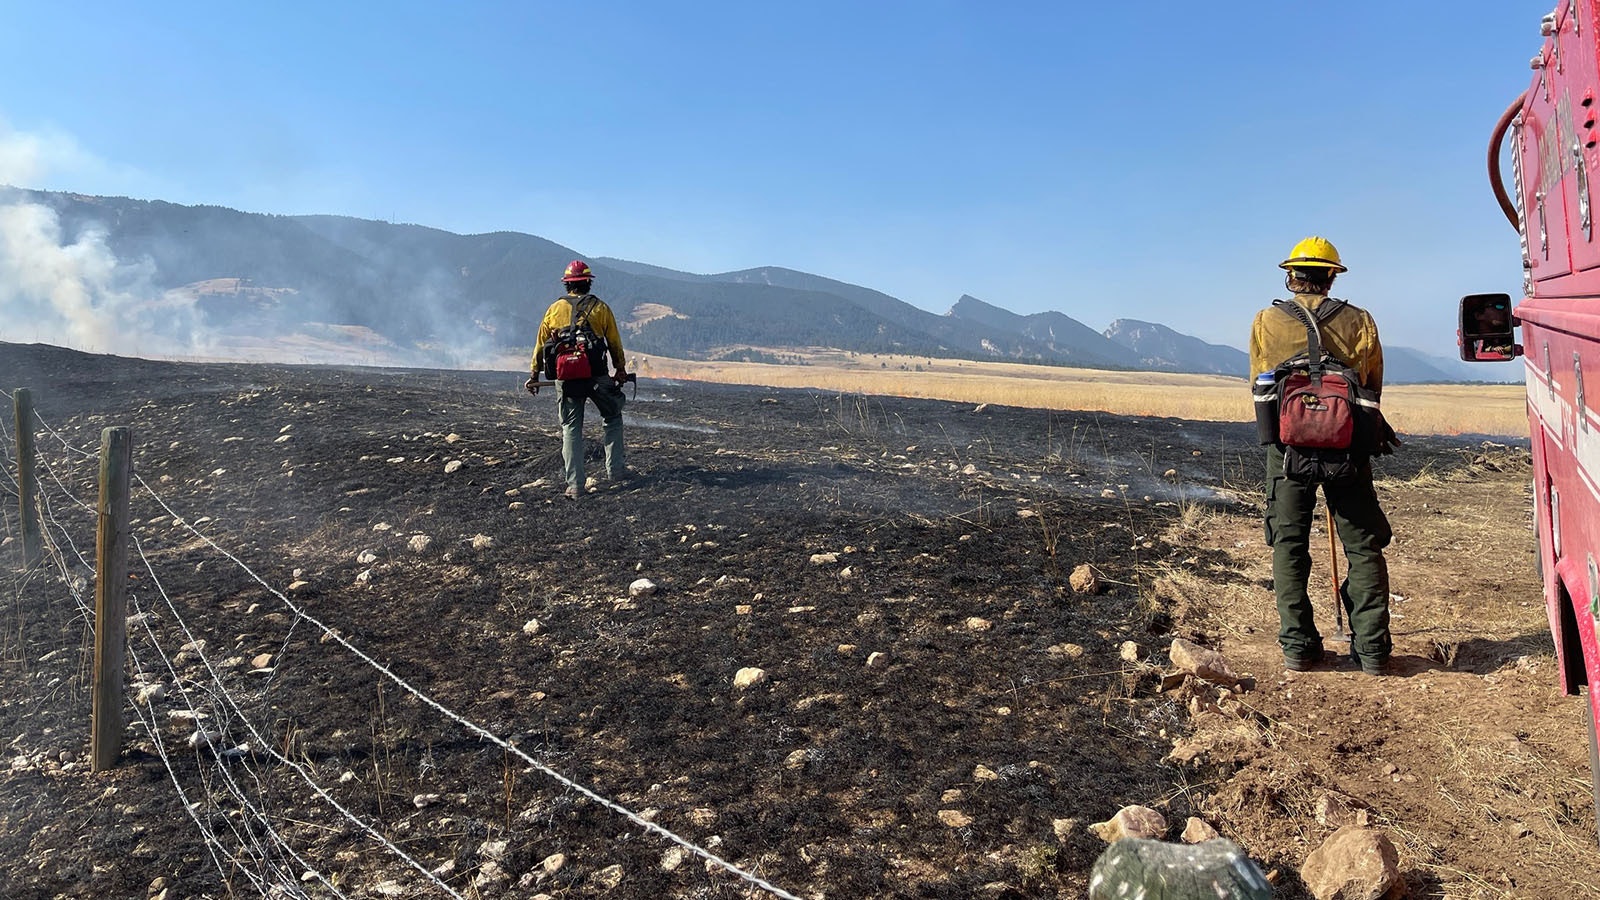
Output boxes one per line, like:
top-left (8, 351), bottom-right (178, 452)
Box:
top-left (1463, 0), bottom-right (1600, 834)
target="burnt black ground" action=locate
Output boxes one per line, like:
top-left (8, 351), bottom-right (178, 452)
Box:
top-left (0, 342), bottom-right (1496, 899)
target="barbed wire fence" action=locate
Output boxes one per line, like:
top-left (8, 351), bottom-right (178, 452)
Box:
top-left (0, 387), bottom-right (807, 900)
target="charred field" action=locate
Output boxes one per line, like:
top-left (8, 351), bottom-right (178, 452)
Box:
top-left (0, 340), bottom-right (1588, 900)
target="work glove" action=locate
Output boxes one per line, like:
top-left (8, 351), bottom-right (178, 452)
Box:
top-left (1374, 420), bottom-right (1402, 455)
top-left (613, 370), bottom-right (629, 387)
top-left (524, 377), bottom-right (539, 396)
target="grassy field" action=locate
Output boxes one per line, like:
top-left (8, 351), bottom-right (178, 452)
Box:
top-left (626, 349), bottom-right (1530, 439)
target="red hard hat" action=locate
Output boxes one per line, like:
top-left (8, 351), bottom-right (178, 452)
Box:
top-left (562, 259), bottom-right (594, 282)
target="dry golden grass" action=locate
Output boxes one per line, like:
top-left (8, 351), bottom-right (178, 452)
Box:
top-left (623, 349), bottom-right (1529, 438)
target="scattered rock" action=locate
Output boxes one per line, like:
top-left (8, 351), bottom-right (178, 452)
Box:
top-left (1300, 826), bottom-right (1400, 900)
top-left (1162, 468), bottom-right (1178, 479)
top-left (938, 809), bottom-right (974, 828)
top-left (444, 460), bottom-right (463, 473)
top-left (473, 860), bottom-right (508, 889)
top-left (407, 534), bottom-right (433, 554)
top-left (972, 404), bottom-right (989, 414)
top-left (540, 852), bottom-right (567, 875)
top-left (522, 619), bottom-right (543, 636)
top-left (1181, 817), bottom-right (1220, 843)
top-left (1169, 638), bottom-right (1240, 688)
top-left (1052, 818), bottom-right (1078, 841)
top-left (1088, 805), bottom-right (1167, 843)
top-left (250, 653), bottom-right (272, 669)
top-left (629, 578), bottom-right (657, 597)
top-left (134, 683), bottom-right (168, 705)
top-left (1047, 642), bottom-right (1085, 659)
top-left (661, 847), bottom-right (689, 871)
top-left (866, 651), bottom-right (888, 668)
top-left (689, 807), bottom-right (718, 827)
top-left (357, 550), bottom-right (377, 564)
top-left (733, 667), bottom-right (768, 689)
top-left (973, 764), bottom-right (1000, 782)
top-left (1069, 564), bottom-right (1101, 595)
top-left (809, 552), bottom-right (840, 565)
top-left (470, 534), bottom-right (494, 550)
top-left (1090, 838), bottom-right (1271, 900)
top-left (1119, 641), bottom-right (1141, 663)
top-left (965, 617), bottom-right (993, 632)
top-left (413, 793), bottom-right (442, 808)
top-left (478, 839), bottom-right (508, 861)
top-left (591, 864), bottom-right (623, 890)
top-left (187, 729), bottom-right (222, 749)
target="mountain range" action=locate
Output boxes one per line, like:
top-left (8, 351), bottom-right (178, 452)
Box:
top-left (2, 187), bottom-right (1499, 383)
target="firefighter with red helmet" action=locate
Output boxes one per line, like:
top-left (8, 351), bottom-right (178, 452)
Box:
top-left (1249, 237), bottom-right (1394, 675)
top-left (527, 259), bottom-right (630, 500)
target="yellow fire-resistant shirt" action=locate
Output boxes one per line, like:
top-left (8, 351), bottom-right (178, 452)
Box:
top-left (1249, 292), bottom-right (1384, 398)
top-left (532, 292), bottom-right (627, 375)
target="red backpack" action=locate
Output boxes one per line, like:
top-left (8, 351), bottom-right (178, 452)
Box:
top-left (1269, 299), bottom-right (1376, 450)
top-left (540, 295), bottom-right (609, 388)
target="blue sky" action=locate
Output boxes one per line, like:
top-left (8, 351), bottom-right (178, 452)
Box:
top-left (0, 1), bottom-right (1552, 355)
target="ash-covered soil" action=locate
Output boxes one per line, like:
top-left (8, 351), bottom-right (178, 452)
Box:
top-left (0, 341), bottom-right (1587, 899)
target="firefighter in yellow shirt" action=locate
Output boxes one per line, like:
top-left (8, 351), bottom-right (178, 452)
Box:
top-left (526, 260), bottom-right (630, 500)
top-left (1248, 237), bottom-right (1393, 675)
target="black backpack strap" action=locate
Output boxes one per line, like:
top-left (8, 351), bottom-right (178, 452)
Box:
top-left (1314, 297), bottom-right (1348, 324)
top-left (1272, 299), bottom-right (1326, 378)
top-left (568, 294), bottom-right (601, 330)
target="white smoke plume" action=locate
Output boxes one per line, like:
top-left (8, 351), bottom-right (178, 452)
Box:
top-left (0, 120), bottom-right (201, 357)
top-left (0, 118), bottom-right (517, 369)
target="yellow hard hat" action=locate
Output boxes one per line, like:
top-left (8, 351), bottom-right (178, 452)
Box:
top-left (1279, 236), bottom-right (1347, 273)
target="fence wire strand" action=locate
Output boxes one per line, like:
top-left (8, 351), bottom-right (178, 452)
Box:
top-left (3, 402), bottom-right (806, 900)
top-left (131, 533), bottom-right (455, 899)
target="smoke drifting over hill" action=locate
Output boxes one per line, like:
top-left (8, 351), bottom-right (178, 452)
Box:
top-left (0, 124), bottom-right (203, 358)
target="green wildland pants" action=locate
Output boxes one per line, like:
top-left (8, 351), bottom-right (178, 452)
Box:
top-left (558, 380), bottom-right (626, 490)
top-left (1264, 444), bottom-right (1392, 666)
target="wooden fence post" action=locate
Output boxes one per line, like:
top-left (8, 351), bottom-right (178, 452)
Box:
top-left (92, 426), bottom-right (131, 772)
top-left (14, 388), bottom-right (40, 568)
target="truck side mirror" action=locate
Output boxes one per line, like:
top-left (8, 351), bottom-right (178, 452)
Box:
top-left (1458, 292), bottom-right (1521, 361)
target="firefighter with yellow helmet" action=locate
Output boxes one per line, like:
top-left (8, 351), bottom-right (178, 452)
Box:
top-left (1249, 237), bottom-right (1395, 675)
